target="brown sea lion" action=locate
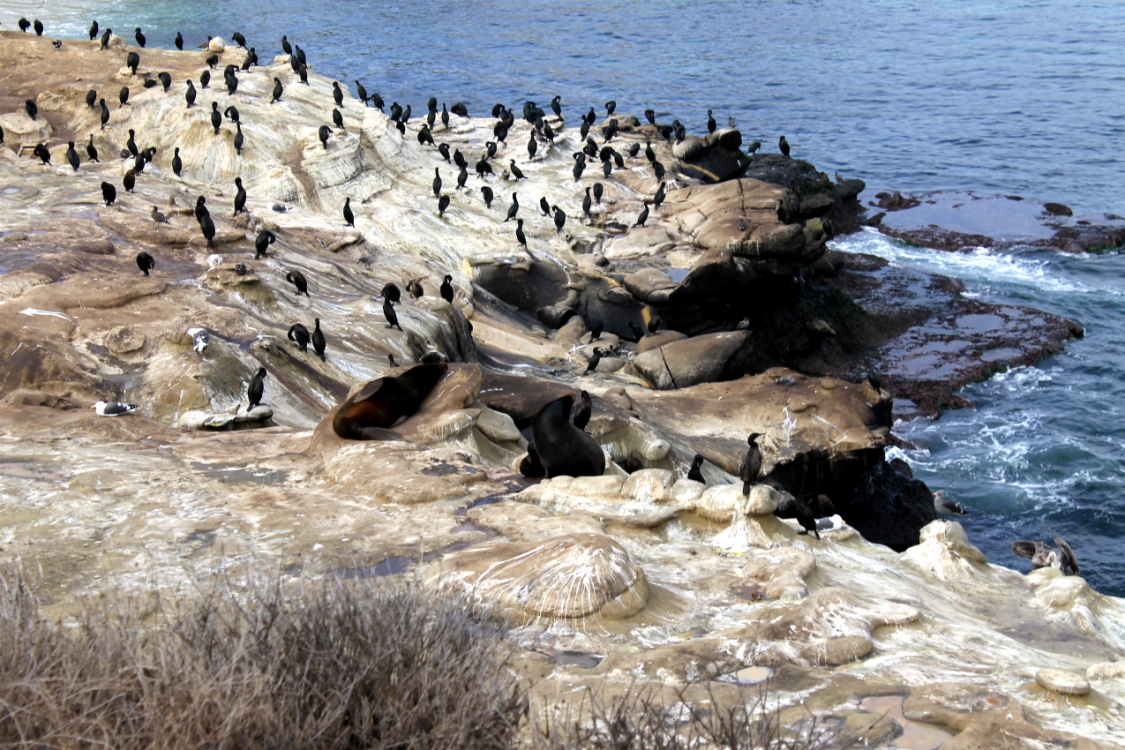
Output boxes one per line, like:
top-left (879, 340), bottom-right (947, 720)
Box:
top-left (332, 362), bottom-right (448, 440)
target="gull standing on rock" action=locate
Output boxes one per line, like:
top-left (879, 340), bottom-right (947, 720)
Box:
top-left (933, 491), bottom-right (967, 521)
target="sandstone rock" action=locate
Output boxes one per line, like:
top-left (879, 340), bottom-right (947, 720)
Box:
top-left (697, 483), bottom-right (780, 521)
top-left (740, 547), bottom-right (816, 601)
top-left (635, 329), bottom-right (687, 354)
top-left (1087, 661), bottom-right (1125, 680)
top-left (426, 533), bottom-right (649, 622)
top-left (179, 404), bottom-right (273, 429)
top-left (632, 331), bottom-right (751, 389)
top-left (621, 468), bottom-right (675, 502)
top-left (473, 404), bottom-right (522, 443)
top-left (901, 520), bottom-right (989, 582)
top-left (102, 326), bottom-right (145, 355)
top-left (1035, 668), bottom-right (1091, 696)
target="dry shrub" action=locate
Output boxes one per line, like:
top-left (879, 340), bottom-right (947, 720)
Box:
top-left (533, 682), bottom-right (856, 750)
top-left (0, 565), bottom-right (524, 749)
top-left (0, 564), bottom-right (854, 750)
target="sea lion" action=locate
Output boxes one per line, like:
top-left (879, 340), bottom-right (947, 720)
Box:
top-left (528, 393), bottom-right (605, 479)
top-left (332, 362), bottom-right (448, 440)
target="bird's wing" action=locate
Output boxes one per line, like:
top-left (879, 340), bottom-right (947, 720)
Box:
top-left (1053, 537), bottom-right (1081, 576)
top-left (1011, 541), bottom-right (1039, 560)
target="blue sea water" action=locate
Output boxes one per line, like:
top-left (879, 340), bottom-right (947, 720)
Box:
top-left (14, 1), bottom-right (1125, 593)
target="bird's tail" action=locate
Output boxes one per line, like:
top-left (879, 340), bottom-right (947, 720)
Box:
top-left (742, 480), bottom-right (751, 497)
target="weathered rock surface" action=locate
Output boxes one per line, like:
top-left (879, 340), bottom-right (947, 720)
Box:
top-left (0, 31), bottom-right (1120, 750)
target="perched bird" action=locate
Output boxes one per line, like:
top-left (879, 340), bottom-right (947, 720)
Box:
top-left (552, 205), bottom-right (566, 233)
top-left (505, 193), bottom-right (520, 221)
top-left (382, 282), bottom-right (401, 304)
top-left (200, 70), bottom-right (210, 89)
top-left (653, 181), bottom-right (667, 210)
top-left (777, 494), bottom-right (821, 539)
top-left (198, 211), bottom-right (216, 246)
top-left (440, 274), bottom-right (454, 303)
top-left (25, 99), bottom-right (37, 121)
top-left (174, 31), bottom-right (183, 50)
top-left (172, 147), bottom-right (182, 176)
top-left (126, 51), bottom-right (139, 75)
top-left (355, 80), bottom-right (369, 105)
top-left (1011, 537), bottom-right (1080, 576)
top-left (136, 251), bottom-right (155, 275)
top-left (158, 71), bottom-right (171, 92)
top-left (311, 318), bottom-right (327, 360)
top-left (185, 79), bottom-right (197, 108)
top-left (383, 298), bottom-right (403, 331)
top-left (254, 229), bottom-right (276, 258)
top-left (589, 322), bottom-right (603, 341)
top-left (85, 89), bottom-right (98, 109)
top-left (318, 124), bottom-right (330, 149)
top-left (437, 194), bottom-right (450, 217)
top-left (288, 323), bottom-right (310, 351)
top-left (539, 196), bottom-right (551, 217)
top-left (634, 201), bottom-right (650, 227)
top-left (584, 348), bottom-right (603, 375)
top-left (746, 140), bottom-right (761, 154)
top-left (593, 182), bottom-right (604, 204)
top-left (582, 187), bottom-right (592, 218)
top-left (515, 218), bottom-right (527, 249)
top-left (510, 161), bottom-right (525, 180)
top-left (779, 135), bottom-right (790, 157)
top-left (343, 197), bottom-right (354, 226)
top-left (32, 143), bottom-right (51, 165)
top-left (406, 278), bottom-right (424, 298)
top-left (233, 123), bottom-right (244, 155)
top-left (707, 109), bottom-right (716, 134)
top-left (481, 185), bottom-right (494, 209)
top-left (271, 77), bottom-right (283, 103)
top-left (432, 167), bottom-right (442, 197)
top-left (93, 401), bottom-right (138, 416)
top-left (740, 433), bottom-right (763, 496)
top-left (187, 327), bottom-right (210, 356)
top-left (287, 270), bottom-right (309, 296)
top-left (86, 135), bottom-right (100, 163)
top-left (119, 86), bottom-right (130, 107)
top-left (456, 165), bottom-right (468, 190)
top-left (231, 31), bottom-right (247, 48)
top-left (150, 205), bottom-right (166, 223)
top-left (653, 160), bottom-right (665, 181)
top-left (100, 28), bottom-right (113, 50)
top-left (89, 20), bottom-right (99, 40)
top-left (123, 169), bottom-right (136, 192)
top-left (247, 367), bottom-right (267, 409)
top-left (210, 102), bottom-right (222, 134)
top-left (100, 98), bottom-right (110, 129)
top-left (687, 454), bottom-right (706, 484)
top-left (34, 19), bottom-right (44, 35)
top-left (933, 491), bottom-right (967, 521)
top-left (134, 27), bottom-right (146, 47)
top-left (101, 181), bottom-right (116, 206)
top-left (231, 177), bottom-right (247, 215)
top-left (572, 390), bottom-right (592, 430)
top-left (333, 108), bottom-right (345, 131)
top-left (332, 80), bottom-right (344, 107)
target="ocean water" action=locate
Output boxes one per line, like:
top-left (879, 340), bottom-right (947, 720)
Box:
top-left (11, 1), bottom-right (1125, 593)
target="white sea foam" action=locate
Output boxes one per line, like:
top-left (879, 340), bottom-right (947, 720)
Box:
top-left (833, 228), bottom-right (1101, 295)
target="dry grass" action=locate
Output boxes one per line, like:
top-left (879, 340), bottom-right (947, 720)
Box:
top-left (0, 565), bottom-right (854, 750)
top-left (0, 565), bottom-right (524, 749)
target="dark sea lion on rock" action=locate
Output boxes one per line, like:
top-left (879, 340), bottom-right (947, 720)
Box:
top-left (530, 394), bottom-right (605, 479)
top-left (332, 363), bottom-right (449, 440)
